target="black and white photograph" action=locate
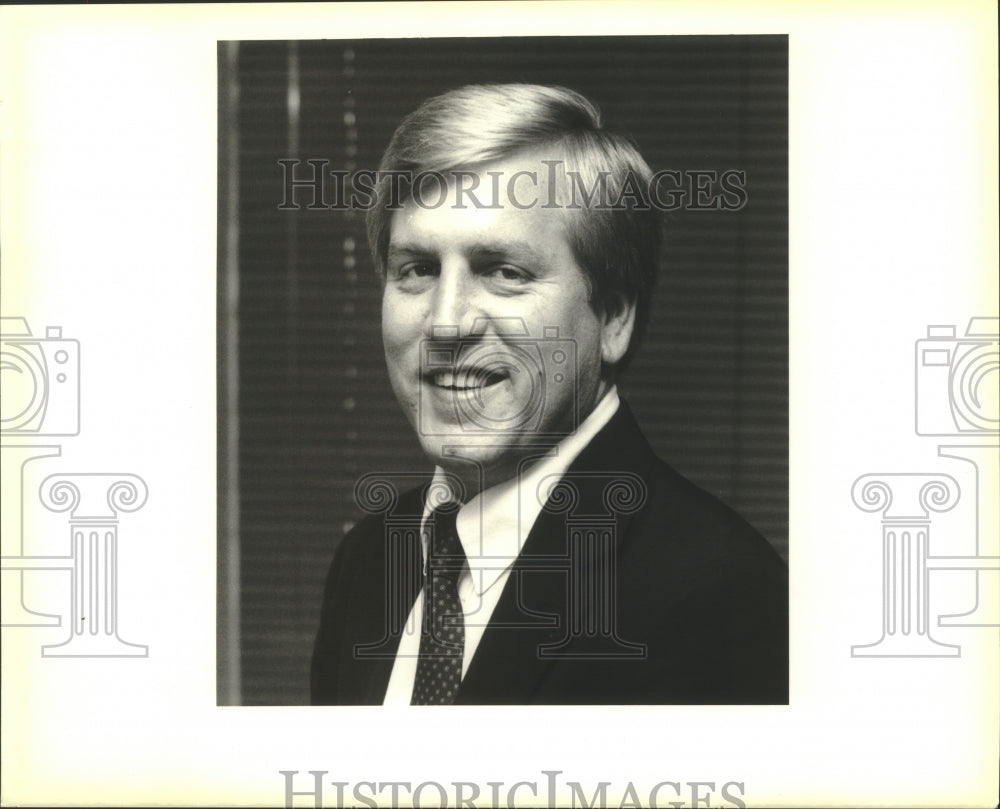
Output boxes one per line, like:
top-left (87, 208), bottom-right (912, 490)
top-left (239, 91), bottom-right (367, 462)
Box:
top-left (216, 36), bottom-right (789, 707)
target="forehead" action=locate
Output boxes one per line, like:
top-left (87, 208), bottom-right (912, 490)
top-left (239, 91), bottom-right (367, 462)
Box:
top-left (387, 152), bottom-right (577, 256)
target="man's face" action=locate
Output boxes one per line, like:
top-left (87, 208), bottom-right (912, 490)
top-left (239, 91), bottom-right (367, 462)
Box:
top-left (381, 152), bottom-right (634, 491)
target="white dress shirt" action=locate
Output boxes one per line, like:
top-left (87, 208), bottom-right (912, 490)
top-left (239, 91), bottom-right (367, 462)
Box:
top-left (382, 386), bottom-right (621, 704)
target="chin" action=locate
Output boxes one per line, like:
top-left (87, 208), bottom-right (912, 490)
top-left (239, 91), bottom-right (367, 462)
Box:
top-left (418, 434), bottom-right (526, 489)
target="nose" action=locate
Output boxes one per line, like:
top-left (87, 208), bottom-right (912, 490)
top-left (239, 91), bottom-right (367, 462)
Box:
top-left (426, 260), bottom-right (475, 339)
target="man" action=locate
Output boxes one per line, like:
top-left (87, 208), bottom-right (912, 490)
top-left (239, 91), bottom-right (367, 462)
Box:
top-left (312, 84), bottom-right (787, 705)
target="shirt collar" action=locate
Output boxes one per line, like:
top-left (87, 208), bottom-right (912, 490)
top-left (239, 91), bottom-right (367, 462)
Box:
top-left (422, 386), bottom-right (621, 595)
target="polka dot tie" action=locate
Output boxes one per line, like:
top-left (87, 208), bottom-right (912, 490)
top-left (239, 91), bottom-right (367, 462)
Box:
top-left (411, 505), bottom-right (467, 705)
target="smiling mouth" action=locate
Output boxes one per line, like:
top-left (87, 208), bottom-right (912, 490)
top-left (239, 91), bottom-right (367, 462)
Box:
top-left (428, 367), bottom-right (512, 392)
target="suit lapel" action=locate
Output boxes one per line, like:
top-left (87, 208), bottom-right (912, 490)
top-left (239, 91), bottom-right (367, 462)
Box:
top-left (455, 502), bottom-right (572, 703)
top-left (456, 402), bottom-right (653, 703)
top-left (342, 485), bottom-right (425, 704)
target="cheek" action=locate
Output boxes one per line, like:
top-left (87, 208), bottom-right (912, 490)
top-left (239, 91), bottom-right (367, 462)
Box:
top-left (381, 292), bottom-right (419, 353)
top-left (381, 314), bottom-right (409, 384)
top-left (564, 307), bottom-right (604, 361)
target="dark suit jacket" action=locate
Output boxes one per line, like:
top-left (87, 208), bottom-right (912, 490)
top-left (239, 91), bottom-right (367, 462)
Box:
top-left (311, 402), bottom-right (788, 704)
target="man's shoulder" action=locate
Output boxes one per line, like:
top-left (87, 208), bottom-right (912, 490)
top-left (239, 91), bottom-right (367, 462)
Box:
top-left (579, 400), bottom-right (784, 568)
top-left (639, 453), bottom-right (783, 567)
top-left (334, 478), bottom-right (426, 552)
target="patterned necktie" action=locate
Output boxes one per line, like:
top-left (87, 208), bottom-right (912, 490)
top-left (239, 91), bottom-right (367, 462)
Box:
top-left (411, 504), bottom-right (467, 705)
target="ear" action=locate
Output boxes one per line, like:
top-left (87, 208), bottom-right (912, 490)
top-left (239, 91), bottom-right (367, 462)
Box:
top-left (599, 292), bottom-right (637, 367)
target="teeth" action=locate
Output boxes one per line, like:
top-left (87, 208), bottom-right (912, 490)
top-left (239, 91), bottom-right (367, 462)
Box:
top-left (431, 369), bottom-right (508, 390)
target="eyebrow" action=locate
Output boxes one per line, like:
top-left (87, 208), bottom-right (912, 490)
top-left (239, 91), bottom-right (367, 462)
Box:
top-left (385, 243), bottom-right (428, 262)
top-left (387, 239), bottom-right (549, 264)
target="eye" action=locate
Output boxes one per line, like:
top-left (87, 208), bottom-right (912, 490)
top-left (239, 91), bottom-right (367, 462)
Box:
top-left (402, 262), bottom-right (437, 278)
top-left (388, 261), bottom-right (438, 292)
top-left (485, 265), bottom-right (531, 285)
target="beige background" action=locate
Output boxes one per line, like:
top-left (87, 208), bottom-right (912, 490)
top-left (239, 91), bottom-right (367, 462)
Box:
top-left (1, 2), bottom-right (997, 807)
